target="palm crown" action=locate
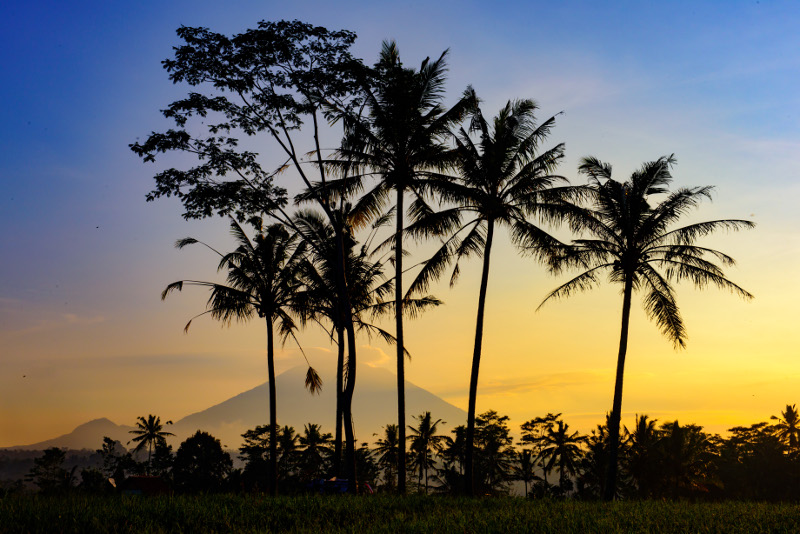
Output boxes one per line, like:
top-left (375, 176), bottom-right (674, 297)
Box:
top-left (543, 155), bottom-right (754, 347)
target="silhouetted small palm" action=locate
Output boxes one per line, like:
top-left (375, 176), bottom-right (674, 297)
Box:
top-left (511, 449), bottom-right (540, 498)
top-left (623, 414), bottom-right (662, 497)
top-left (771, 404), bottom-right (800, 452)
top-left (541, 155), bottom-right (754, 500)
top-left (374, 424), bottom-right (400, 490)
top-left (127, 414), bottom-right (174, 475)
top-left (298, 423), bottom-right (333, 479)
top-left (408, 411), bottom-right (446, 493)
top-left (539, 420), bottom-right (584, 490)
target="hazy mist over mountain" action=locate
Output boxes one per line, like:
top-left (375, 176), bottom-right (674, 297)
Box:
top-left (4, 361), bottom-right (466, 451)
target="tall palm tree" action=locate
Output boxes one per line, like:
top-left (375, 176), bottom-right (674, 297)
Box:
top-left (127, 414), bottom-right (174, 474)
top-left (538, 420), bottom-right (584, 490)
top-left (162, 219), bottom-right (320, 495)
top-left (540, 155), bottom-right (754, 500)
top-left (411, 100), bottom-right (570, 494)
top-left (332, 42), bottom-right (475, 493)
top-left (771, 404), bottom-right (800, 453)
top-left (407, 411), bottom-right (447, 493)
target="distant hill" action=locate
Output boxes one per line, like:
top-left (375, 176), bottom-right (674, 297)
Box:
top-left (3, 363), bottom-right (466, 451)
top-left (3, 418), bottom-right (133, 451)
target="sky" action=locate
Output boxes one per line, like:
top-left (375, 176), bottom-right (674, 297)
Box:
top-left (1, 0), bottom-right (799, 447)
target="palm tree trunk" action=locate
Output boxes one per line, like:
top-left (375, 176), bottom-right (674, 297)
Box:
top-left (333, 326), bottom-right (344, 477)
top-left (395, 187), bottom-right (407, 495)
top-left (342, 324), bottom-right (358, 492)
top-left (603, 273), bottom-right (634, 501)
top-left (331, 226), bottom-right (358, 493)
top-left (266, 316), bottom-right (278, 496)
top-left (465, 219), bottom-right (495, 496)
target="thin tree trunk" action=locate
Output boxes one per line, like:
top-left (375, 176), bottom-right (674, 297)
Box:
top-left (395, 187), bottom-right (407, 495)
top-left (465, 219), bottom-right (495, 496)
top-left (333, 326), bottom-right (344, 477)
top-left (266, 316), bottom-right (278, 496)
top-left (603, 274), bottom-right (634, 501)
top-left (342, 323), bottom-right (358, 492)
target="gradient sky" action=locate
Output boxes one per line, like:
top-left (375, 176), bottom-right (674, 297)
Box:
top-left (1, 0), bottom-right (798, 447)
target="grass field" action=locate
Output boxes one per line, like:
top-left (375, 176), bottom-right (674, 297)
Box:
top-left (1, 494), bottom-right (799, 533)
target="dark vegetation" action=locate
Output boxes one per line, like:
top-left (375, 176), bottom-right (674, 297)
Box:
top-left (3, 405), bottom-right (800, 502)
top-left (3, 495), bottom-right (800, 534)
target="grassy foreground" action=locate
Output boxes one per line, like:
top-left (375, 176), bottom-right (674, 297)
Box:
top-left (1, 494), bottom-right (799, 533)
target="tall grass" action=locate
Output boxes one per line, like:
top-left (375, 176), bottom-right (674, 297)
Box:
top-left (1, 495), bottom-right (799, 533)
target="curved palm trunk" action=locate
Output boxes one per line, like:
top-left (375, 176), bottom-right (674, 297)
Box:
top-left (603, 273), bottom-right (634, 501)
top-left (465, 219), bottom-right (495, 496)
top-left (342, 323), bottom-right (358, 492)
top-left (333, 326), bottom-right (344, 477)
top-left (330, 227), bottom-right (358, 493)
top-left (395, 188), bottom-right (407, 495)
top-left (266, 316), bottom-right (278, 496)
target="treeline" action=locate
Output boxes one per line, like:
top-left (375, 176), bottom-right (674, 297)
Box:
top-left (9, 405), bottom-right (800, 501)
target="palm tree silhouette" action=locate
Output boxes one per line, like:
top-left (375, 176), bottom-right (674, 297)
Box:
top-left (298, 423), bottom-right (333, 479)
top-left (541, 155), bottom-right (754, 500)
top-left (374, 424), bottom-right (400, 490)
top-left (127, 414), bottom-right (174, 474)
top-left (771, 404), bottom-right (800, 452)
top-left (511, 449), bottom-right (540, 498)
top-left (332, 42), bottom-right (474, 493)
top-left (624, 414), bottom-right (662, 497)
top-left (291, 208), bottom-right (439, 477)
top-left (408, 411), bottom-right (446, 493)
top-left (538, 420), bottom-right (583, 491)
top-left (413, 100), bottom-right (570, 495)
top-left (162, 219), bottom-right (320, 495)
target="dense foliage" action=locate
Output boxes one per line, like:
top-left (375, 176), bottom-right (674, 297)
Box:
top-left (5, 406), bottom-right (800, 502)
top-left (3, 495), bottom-right (800, 534)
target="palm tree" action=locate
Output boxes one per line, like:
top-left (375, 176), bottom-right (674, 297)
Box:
top-left (624, 414), bottom-right (662, 497)
top-left (127, 414), bottom-right (174, 474)
top-left (162, 219), bottom-right (320, 495)
top-left (332, 42), bottom-right (475, 493)
top-left (291, 208), bottom-right (439, 477)
top-left (298, 423), bottom-right (333, 479)
top-left (540, 155), bottom-right (754, 500)
top-left (407, 411), bottom-right (447, 493)
top-left (411, 101), bottom-right (570, 494)
top-left (374, 424), bottom-right (400, 490)
top-left (771, 404), bottom-right (800, 453)
top-left (511, 449), bottom-right (540, 498)
top-left (538, 420), bottom-right (584, 491)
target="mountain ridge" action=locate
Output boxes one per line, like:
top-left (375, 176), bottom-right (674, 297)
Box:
top-left (4, 363), bottom-right (466, 451)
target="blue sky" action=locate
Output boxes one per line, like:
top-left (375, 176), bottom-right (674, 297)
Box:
top-left (1, 0), bottom-right (798, 446)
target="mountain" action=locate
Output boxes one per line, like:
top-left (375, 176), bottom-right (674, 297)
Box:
top-left (172, 362), bottom-right (466, 449)
top-left (3, 418), bottom-right (133, 451)
top-left (3, 363), bottom-right (466, 451)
